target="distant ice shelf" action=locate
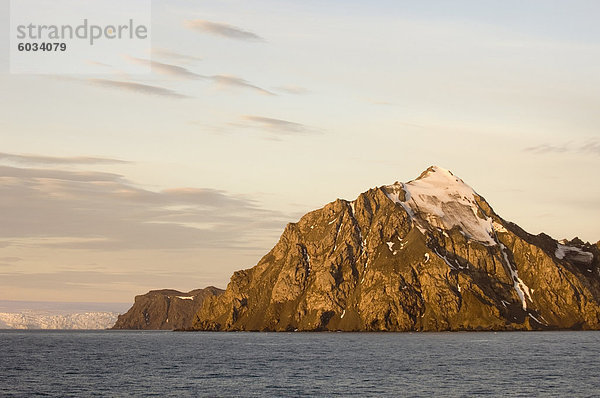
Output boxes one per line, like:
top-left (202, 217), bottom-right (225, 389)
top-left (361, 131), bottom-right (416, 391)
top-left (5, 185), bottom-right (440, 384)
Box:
top-left (0, 311), bottom-right (119, 330)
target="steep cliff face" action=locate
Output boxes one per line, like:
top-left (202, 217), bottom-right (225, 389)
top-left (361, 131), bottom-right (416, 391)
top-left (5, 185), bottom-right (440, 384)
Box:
top-left (112, 287), bottom-right (223, 330)
top-left (193, 167), bottom-right (600, 331)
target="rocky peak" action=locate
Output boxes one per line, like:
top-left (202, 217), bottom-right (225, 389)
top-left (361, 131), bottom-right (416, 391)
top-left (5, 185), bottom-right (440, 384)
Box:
top-left (192, 167), bottom-right (600, 332)
top-left (414, 165), bottom-right (456, 181)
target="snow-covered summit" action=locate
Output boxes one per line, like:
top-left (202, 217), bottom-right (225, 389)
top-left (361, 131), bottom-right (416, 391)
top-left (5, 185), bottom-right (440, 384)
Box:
top-left (385, 166), bottom-right (497, 245)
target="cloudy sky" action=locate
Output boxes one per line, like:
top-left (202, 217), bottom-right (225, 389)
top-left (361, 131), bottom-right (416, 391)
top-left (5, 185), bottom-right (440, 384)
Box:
top-left (1, 0), bottom-right (599, 304)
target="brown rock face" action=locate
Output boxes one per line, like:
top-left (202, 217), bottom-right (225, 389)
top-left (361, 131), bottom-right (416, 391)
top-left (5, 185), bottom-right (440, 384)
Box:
top-left (112, 287), bottom-right (223, 330)
top-left (193, 167), bottom-right (600, 332)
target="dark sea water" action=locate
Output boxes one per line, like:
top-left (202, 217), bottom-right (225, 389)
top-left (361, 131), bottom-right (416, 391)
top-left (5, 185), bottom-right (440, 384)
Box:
top-left (1, 331), bottom-right (599, 397)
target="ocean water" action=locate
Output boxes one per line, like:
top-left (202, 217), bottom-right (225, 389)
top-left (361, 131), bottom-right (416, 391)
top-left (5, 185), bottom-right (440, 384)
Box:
top-left (1, 331), bottom-right (599, 397)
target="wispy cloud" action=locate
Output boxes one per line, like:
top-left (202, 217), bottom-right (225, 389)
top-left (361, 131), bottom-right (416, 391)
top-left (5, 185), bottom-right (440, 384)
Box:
top-left (0, 165), bottom-right (123, 182)
top-left (123, 58), bottom-right (274, 95)
top-left (184, 19), bottom-right (263, 41)
top-left (0, 269), bottom-right (211, 294)
top-left (126, 56), bottom-right (202, 79)
top-left (0, 153), bottom-right (128, 166)
top-left (524, 143), bottom-right (571, 154)
top-left (212, 75), bottom-right (275, 96)
top-left (0, 161), bottom-right (287, 251)
top-left (524, 139), bottom-right (600, 156)
top-left (582, 140), bottom-right (600, 156)
top-left (0, 270), bottom-right (140, 289)
top-left (151, 48), bottom-right (202, 63)
top-left (88, 79), bottom-right (189, 99)
top-left (237, 115), bottom-right (318, 137)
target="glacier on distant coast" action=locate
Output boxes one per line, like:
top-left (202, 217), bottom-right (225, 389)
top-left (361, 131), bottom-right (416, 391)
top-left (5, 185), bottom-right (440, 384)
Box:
top-left (0, 311), bottom-right (119, 330)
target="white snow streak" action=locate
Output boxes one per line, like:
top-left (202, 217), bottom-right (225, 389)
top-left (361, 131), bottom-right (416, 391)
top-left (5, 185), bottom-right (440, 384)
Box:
top-left (500, 244), bottom-right (532, 310)
top-left (432, 248), bottom-right (457, 270)
top-left (528, 313), bottom-right (548, 326)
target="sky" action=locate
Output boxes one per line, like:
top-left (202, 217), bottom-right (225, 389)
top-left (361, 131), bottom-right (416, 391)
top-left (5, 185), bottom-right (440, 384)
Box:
top-left (0, 0), bottom-right (599, 305)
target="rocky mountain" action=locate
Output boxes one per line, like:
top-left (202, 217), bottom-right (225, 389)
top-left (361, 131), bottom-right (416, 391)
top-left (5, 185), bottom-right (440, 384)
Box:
top-left (193, 166), bottom-right (600, 332)
top-left (112, 287), bottom-right (223, 330)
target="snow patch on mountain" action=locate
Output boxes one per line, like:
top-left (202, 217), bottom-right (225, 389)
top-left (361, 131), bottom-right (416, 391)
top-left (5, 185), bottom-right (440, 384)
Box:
top-left (385, 166), bottom-right (496, 245)
top-left (384, 183), bottom-right (416, 219)
top-left (492, 221), bottom-right (508, 234)
top-left (555, 244), bottom-right (593, 264)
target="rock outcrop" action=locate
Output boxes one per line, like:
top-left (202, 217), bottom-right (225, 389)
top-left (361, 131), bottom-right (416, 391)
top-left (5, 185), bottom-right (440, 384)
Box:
top-left (193, 166), bottom-right (600, 331)
top-left (112, 287), bottom-right (223, 330)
